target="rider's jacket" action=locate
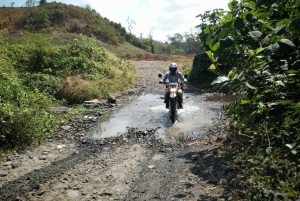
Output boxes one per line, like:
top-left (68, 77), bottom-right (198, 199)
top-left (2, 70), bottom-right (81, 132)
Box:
top-left (162, 71), bottom-right (186, 82)
top-left (162, 71), bottom-right (186, 83)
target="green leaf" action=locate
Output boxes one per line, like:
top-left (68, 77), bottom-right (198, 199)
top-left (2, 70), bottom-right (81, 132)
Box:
top-left (228, 70), bottom-right (235, 79)
top-left (258, 19), bottom-right (273, 30)
top-left (288, 70), bottom-right (298, 74)
top-left (255, 47), bottom-right (263, 54)
top-left (228, 0), bottom-right (238, 11)
top-left (266, 147), bottom-right (272, 156)
top-left (246, 14), bottom-right (258, 23)
top-left (220, 36), bottom-right (234, 48)
top-left (279, 39), bottom-right (295, 47)
top-left (273, 24), bottom-right (286, 36)
top-left (247, 1), bottom-right (256, 9)
top-left (285, 144), bottom-right (293, 149)
top-left (245, 82), bottom-right (255, 89)
top-left (291, 150), bottom-right (297, 155)
top-left (241, 100), bottom-right (251, 104)
top-left (225, 13), bottom-right (232, 22)
top-left (212, 42), bottom-right (220, 51)
top-left (209, 64), bottom-right (216, 70)
top-left (205, 51), bottom-right (214, 61)
top-left (276, 81), bottom-right (285, 87)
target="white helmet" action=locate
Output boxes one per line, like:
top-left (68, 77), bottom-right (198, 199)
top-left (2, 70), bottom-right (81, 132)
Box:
top-left (169, 62), bottom-right (177, 75)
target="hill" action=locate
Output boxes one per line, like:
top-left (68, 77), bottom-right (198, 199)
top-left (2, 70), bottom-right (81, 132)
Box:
top-left (1, 3), bottom-right (126, 44)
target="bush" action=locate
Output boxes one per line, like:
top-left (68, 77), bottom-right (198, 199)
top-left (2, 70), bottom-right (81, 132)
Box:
top-left (0, 41), bottom-right (54, 149)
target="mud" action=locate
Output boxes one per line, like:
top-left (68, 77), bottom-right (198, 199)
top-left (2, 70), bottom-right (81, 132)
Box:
top-left (0, 60), bottom-right (234, 201)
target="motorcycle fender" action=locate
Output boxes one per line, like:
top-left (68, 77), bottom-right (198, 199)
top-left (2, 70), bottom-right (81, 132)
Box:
top-left (170, 92), bottom-right (177, 98)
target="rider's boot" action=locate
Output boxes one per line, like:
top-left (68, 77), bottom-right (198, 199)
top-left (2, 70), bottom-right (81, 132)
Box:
top-left (179, 103), bottom-right (183, 109)
top-left (166, 102), bottom-right (169, 109)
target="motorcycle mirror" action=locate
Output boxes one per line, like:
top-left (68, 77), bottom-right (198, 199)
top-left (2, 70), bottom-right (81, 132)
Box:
top-left (184, 74), bottom-right (188, 78)
top-left (158, 74), bottom-right (162, 78)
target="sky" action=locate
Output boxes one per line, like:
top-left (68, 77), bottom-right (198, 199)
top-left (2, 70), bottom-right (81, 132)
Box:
top-left (2, 0), bottom-right (230, 42)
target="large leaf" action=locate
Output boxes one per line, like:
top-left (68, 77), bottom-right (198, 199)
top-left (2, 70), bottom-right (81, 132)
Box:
top-left (246, 14), bottom-right (258, 23)
top-left (205, 51), bottom-right (214, 61)
top-left (260, 43), bottom-right (279, 56)
top-left (273, 24), bottom-right (286, 36)
top-left (245, 82), bottom-right (255, 89)
top-left (225, 13), bottom-right (233, 22)
top-left (212, 42), bottom-right (220, 51)
top-left (247, 31), bottom-right (262, 43)
top-left (279, 39), bottom-right (295, 48)
top-left (228, 0), bottom-right (239, 11)
top-left (258, 19), bottom-right (273, 30)
top-left (211, 76), bottom-right (229, 85)
top-left (220, 36), bottom-right (234, 48)
top-left (234, 18), bottom-right (246, 30)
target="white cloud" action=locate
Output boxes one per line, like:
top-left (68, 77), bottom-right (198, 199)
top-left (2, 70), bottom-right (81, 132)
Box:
top-left (9, 0), bottom-right (230, 42)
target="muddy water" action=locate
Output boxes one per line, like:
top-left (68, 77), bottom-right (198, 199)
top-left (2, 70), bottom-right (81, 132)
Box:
top-left (88, 93), bottom-right (233, 140)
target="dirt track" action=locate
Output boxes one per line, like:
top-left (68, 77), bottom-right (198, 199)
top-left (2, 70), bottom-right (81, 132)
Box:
top-left (0, 60), bottom-right (233, 201)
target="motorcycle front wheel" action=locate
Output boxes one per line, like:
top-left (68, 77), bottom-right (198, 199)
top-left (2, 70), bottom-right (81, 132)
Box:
top-left (170, 98), bottom-right (176, 123)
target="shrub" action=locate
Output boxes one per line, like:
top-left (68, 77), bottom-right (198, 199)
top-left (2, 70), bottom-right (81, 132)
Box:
top-left (0, 40), bottom-right (54, 149)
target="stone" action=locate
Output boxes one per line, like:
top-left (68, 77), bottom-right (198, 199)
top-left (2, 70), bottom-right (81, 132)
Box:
top-left (102, 147), bottom-right (110, 152)
top-left (3, 161), bottom-right (12, 166)
top-left (0, 172), bottom-right (8, 177)
top-left (107, 95), bottom-right (116, 103)
top-left (11, 161), bottom-right (21, 168)
top-left (67, 190), bottom-right (79, 198)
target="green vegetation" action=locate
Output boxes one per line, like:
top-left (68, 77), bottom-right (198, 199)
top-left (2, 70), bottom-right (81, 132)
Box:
top-left (0, 33), bottom-right (137, 150)
top-left (192, 0), bottom-right (300, 199)
top-left (0, 2), bottom-right (202, 56)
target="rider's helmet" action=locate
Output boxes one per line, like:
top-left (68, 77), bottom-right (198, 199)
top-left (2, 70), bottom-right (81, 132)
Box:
top-left (169, 62), bottom-right (178, 75)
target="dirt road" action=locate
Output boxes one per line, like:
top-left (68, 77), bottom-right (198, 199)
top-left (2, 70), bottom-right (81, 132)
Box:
top-left (0, 60), bottom-right (233, 201)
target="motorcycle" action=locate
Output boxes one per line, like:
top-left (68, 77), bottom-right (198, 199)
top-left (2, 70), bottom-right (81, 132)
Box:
top-left (158, 74), bottom-right (188, 123)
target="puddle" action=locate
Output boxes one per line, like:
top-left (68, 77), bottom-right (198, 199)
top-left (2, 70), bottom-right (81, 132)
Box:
top-left (89, 93), bottom-right (226, 140)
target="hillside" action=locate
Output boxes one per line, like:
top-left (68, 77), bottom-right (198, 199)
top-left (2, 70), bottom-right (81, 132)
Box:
top-left (1, 3), bottom-right (127, 44)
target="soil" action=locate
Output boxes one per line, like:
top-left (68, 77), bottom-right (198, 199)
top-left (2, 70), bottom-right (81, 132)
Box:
top-left (0, 60), bottom-right (234, 201)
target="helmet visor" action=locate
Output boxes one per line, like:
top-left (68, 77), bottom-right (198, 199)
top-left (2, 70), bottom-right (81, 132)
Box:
top-left (170, 68), bottom-right (177, 73)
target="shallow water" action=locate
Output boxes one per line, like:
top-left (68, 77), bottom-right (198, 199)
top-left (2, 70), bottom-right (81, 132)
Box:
top-left (88, 93), bottom-right (227, 140)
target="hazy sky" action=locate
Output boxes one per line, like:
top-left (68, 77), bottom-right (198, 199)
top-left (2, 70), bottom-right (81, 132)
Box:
top-left (2, 0), bottom-right (230, 42)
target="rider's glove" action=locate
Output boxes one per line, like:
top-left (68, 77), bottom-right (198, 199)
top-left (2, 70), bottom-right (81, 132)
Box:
top-left (159, 80), bottom-right (164, 84)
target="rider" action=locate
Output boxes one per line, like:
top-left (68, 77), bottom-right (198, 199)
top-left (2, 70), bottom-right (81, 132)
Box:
top-left (159, 62), bottom-right (187, 109)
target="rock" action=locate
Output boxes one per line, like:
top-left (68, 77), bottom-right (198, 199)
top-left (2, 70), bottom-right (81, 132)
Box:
top-left (107, 95), bottom-right (116, 104)
top-left (39, 156), bottom-right (47, 160)
top-left (67, 190), bottom-right (79, 198)
top-left (12, 161), bottom-right (21, 168)
top-left (3, 161), bottom-right (12, 166)
top-left (0, 171), bottom-right (8, 177)
top-left (88, 176), bottom-right (101, 183)
top-left (148, 165), bottom-right (155, 169)
top-left (61, 125), bottom-right (71, 131)
top-left (6, 155), bottom-right (14, 161)
top-left (102, 147), bottom-right (110, 152)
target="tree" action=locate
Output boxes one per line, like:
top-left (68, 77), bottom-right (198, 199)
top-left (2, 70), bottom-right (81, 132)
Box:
top-left (168, 33), bottom-right (183, 53)
top-left (39, 0), bottom-right (47, 5)
top-left (25, 0), bottom-right (38, 7)
top-left (10, 2), bottom-right (15, 7)
top-left (126, 17), bottom-right (136, 34)
top-left (148, 28), bottom-right (154, 54)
